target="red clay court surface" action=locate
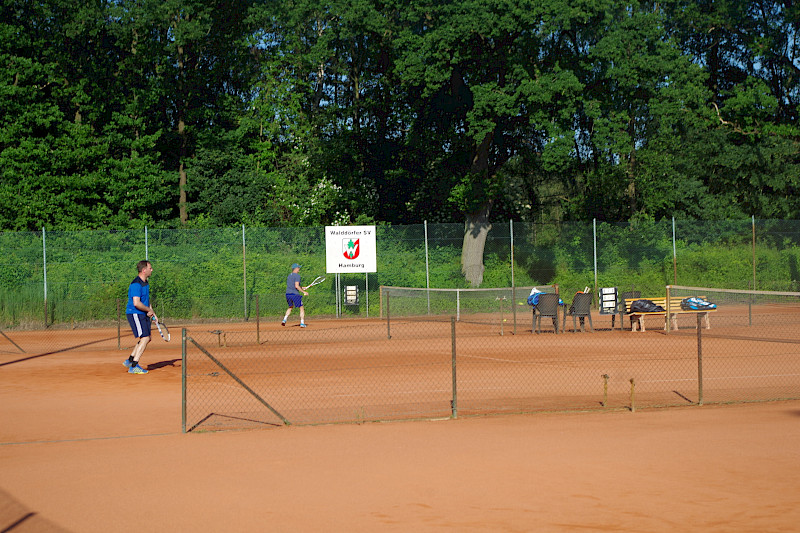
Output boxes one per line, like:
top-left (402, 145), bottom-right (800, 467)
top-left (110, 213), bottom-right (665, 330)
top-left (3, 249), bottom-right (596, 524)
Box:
top-left (2, 319), bottom-right (800, 532)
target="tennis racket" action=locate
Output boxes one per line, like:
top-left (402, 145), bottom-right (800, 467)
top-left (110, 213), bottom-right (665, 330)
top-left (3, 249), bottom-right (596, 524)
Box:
top-left (305, 276), bottom-right (326, 289)
top-left (153, 317), bottom-right (171, 341)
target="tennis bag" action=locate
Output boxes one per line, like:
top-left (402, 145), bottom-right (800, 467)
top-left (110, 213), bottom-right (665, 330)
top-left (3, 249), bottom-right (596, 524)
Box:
top-left (629, 299), bottom-right (665, 313)
top-left (680, 297), bottom-right (716, 310)
top-left (526, 289), bottom-right (565, 307)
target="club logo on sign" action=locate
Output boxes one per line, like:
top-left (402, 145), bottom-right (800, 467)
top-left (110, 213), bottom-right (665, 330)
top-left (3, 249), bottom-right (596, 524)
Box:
top-left (343, 238), bottom-right (360, 260)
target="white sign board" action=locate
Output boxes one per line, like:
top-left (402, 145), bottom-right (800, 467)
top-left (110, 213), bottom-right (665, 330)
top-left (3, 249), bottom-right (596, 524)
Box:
top-left (325, 226), bottom-right (377, 273)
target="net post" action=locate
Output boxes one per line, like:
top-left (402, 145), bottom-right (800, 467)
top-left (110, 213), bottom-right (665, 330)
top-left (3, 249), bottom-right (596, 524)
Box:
top-left (256, 294), bottom-right (260, 344)
top-left (665, 285), bottom-right (672, 333)
top-left (697, 313), bottom-right (704, 406)
top-left (117, 298), bottom-right (121, 350)
top-left (451, 316), bottom-right (457, 419)
top-left (386, 289), bottom-right (391, 339)
top-left (512, 290), bottom-right (517, 335)
top-left (499, 296), bottom-right (504, 336)
top-left (602, 374), bottom-right (610, 407)
top-left (629, 378), bottom-right (636, 413)
top-left (181, 328), bottom-right (187, 433)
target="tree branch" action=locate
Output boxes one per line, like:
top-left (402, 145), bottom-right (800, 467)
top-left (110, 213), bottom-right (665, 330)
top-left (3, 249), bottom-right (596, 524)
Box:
top-left (711, 102), bottom-right (759, 135)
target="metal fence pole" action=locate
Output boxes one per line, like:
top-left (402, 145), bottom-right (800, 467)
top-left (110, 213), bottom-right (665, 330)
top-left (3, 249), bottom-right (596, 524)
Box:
top-left (336, 273), bottom-right (341, 318)
top-left (424, 220), bottom-right (431, 315)
top-left (42, 227), bottom-right (47, 327)
top-left (181, 328), bottom-right (186, 433)
top-left (511, 220), bottom-right (516, 334)
top-left (593, 219), bottom-right (598, 297)
top-left (752, 215), bottom-right (757, 291)
top-left (145, 226), bottom-right (149, 260)
top-left (242, 224), bottom-right (247, 320)
top-left (672, 217), bottom-right (678, 284)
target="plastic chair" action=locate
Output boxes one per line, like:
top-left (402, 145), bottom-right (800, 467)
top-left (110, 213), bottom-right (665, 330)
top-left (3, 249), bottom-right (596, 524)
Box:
top-left (617, 290), bottom-right (641, 330)
top-left (533, 293), bottom-right (561, 334)
top-left (563, 292), bottom-right (594, 332)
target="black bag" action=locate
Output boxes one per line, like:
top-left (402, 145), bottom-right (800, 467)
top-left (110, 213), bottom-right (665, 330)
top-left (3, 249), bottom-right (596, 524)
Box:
top-left (630, 299), bottom-right (665, 313)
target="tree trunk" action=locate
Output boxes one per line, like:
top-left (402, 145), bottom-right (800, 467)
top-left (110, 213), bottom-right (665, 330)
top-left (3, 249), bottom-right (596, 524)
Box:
top-left (179, 155), bottom-right (188, 224)
top-left (462, 202), bottom-right (492, 287)
top-left (177, 39), bottom-right (188, 225)
top-left (461, 128), bottom-right (494, 287)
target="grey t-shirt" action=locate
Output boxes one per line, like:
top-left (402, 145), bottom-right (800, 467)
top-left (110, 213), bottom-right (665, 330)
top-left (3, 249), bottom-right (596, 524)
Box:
top-left (286, 272), bottom-right (301, 294)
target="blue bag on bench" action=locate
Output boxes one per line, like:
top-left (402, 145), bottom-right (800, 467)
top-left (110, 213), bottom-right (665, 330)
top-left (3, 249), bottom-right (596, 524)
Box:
top-left (680, 297), bottom-right (716, 310)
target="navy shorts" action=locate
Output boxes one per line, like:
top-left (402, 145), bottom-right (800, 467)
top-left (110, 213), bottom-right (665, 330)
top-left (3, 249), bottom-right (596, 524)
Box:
top-left (286, 294), bottom-right (303, 308)
top-left (127, 313), bottom-right (152, 338)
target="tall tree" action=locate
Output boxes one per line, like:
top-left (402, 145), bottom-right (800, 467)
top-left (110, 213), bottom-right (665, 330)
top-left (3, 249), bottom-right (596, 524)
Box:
top-left (391, 0), bottom-right (588, 285)
top-left (661, 0), bottom-right (800, 218)
top-left (575, 2), bottom-right (713, 221)
top-left (0, 0), bottom-right (170, 229)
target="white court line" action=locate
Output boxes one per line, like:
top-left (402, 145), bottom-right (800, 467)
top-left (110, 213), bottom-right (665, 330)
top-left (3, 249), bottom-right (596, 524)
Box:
top-left (333, 389), bottom-right (450, 398)
top-left (461, 354), bottom-right (526, 363)
top-left (640, 373), bottom-right (800, 384)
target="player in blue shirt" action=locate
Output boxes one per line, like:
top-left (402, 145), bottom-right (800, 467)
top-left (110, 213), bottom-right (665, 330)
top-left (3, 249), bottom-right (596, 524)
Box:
top-left (124, 260), bottom-right (158, 374)
top-left (282, 263), bottom-right (309, 328)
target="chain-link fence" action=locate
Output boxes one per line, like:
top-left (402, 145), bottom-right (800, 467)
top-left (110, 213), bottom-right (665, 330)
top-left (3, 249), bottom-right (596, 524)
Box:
top-left (181, 286), bottom-right (800, 431)
top-left (2, 220), bottom-right (800, 350)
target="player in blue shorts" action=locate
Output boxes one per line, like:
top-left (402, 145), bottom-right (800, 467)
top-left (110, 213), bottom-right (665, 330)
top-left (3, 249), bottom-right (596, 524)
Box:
top-left (282, 263), bottom-right (309, 328)
top-left (124, 260), bottom-right (158, 374)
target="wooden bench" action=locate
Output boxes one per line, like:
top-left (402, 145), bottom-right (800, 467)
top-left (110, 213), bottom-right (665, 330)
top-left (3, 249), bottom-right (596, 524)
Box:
top-left (623, 297), bottom-right (715, 332)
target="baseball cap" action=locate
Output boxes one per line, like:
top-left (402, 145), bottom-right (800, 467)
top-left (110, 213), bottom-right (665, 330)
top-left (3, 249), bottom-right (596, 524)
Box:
top-left (291, 263), bottom-right (302, 269)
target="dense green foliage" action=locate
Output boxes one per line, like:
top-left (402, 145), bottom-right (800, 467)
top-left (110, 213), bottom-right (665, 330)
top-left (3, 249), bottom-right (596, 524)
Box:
top-left (1, 1), bottom-right (798, 231)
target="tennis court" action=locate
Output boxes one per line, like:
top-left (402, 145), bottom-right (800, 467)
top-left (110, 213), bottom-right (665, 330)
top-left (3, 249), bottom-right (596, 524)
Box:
top-left (2, 309), bottom-right (800, 531)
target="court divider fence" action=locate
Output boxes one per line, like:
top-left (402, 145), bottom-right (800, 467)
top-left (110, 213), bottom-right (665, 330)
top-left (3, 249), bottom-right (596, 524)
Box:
top-left (180, 286), bottom-right (800, 432)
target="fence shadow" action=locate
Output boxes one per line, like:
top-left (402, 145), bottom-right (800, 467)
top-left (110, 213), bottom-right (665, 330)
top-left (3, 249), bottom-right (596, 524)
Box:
top-left (0, 337), bottom-right (118, 367)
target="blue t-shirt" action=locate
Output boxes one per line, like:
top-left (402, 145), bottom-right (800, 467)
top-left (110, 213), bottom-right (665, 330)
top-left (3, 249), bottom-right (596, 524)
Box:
top-left (126, 276), bottom-right (150, 314)
top-left (286, 272), bottom-right (301, 295)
